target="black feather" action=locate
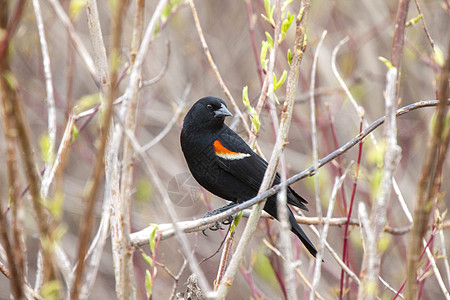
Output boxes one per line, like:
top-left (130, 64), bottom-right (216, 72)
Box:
top-left (181, 97), bottom-right (317, 257)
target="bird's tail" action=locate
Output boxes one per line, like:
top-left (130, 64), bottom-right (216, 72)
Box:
top-left (288, 209), bottom-right (317, 258)
top-left (264, 200), bottom-right (317, 257)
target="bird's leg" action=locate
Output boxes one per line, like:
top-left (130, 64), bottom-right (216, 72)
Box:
top-left (202, 202), bottom-right (238, 233)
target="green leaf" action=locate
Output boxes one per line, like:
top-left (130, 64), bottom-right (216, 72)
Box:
top-left (432, 45), bottom-right (444, 67)
top-left (69, 0), bottom-right (85, 19)
top-left (149, 225), bottom-right (159, 252)
top-left (73, 93), bottom-right (100, 115)
top-left (72, 124), bottom-right (79, 142)
top-left (280, 12), bottom-right (294, 41)
top-left (370, 168), bottom-right (382, 199)
top-left (378, 235), bottom-right (391, 252)
top-left (242, 86), bottom-right (250, 109)
top-left (260, 41), bottom-right (269, 71)
top-left (254, 248), bottom-right (277, 282)
top-left (261, 14), bottom-right (271, 24)
top-left (39, 134), bottom-right (52, 163)
top-left (48, 191), bottom-right (65, 219)
top-left (153, 21), bottom-right (161, 39)
top-left (142, 252), bottom-right (153, 267)
top-left (265, 32), bottom-right (274, 49)
top-left (251, 113), bottom-right (260, 132)
top-left (297, 6), bottom-right (305, 23)
top-left (145, 270), bottom-right (152, 298)
top-left (287, 49), bottom-right (293, 65)
top-left (273, 93), bottom-right (280, 105)
top-left (366, 142), bottom-right (386, 167)
top-left (262, 0), bottom-right (275, 26)
top-left (4, 71), bottom-right (18, 90)
top-left (109, 0), bottom-right (117, 11)
top-left (41, 280), bottom-right (61, 300)
top-left (378, 56), bottom-right (395, 70)
top-left (264, 0), bottom-right (271, 18)
top-left (230, 211), bottom-right (243, 233)
top-left (278, 70), bottom-right (287, 89)
top-left (273, 70), bottom-right (287, 90)
top-left (161, 3), bottom-right (172, 22)
top-left (443, 114), bottom-right (450, 140)
top-left (242, 86), bottom-right (261, 133)
top-left (406, 14), bottom-right (422, 27)
top-left (136, 179), bottom-right (153, 203)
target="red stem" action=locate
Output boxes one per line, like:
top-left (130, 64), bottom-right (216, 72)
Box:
top-left (339, 119), bottom-right (364, 299)
top-left (327, 108), bottom-right (347, 214)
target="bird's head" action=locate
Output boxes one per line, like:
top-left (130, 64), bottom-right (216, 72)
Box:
top-left (183, 97), bottom-right (232, 130)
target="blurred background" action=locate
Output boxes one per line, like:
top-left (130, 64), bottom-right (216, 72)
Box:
top-left (1, 0), bottom-right (449, 299)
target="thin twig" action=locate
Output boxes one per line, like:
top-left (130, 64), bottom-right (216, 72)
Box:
top-left (423, 239), bottom-right (450, 298)
top-left (0, 259), bottom-right (43, 300)
top-left (412, 0), bottom-right (435, 50)
top-left (310, 167), bottom-right (349, 299)
top-left (33, 0), bottom-right (56, 190)
top-left (141, 86), bottom-right (189, 152)
top-left (391, 0), bottom-right (411, 97)
top-left (130, 0), bottom-right (145, 64)
top-left (0, 191), bottom-right (24, 299)
top-left (439, 230), bottom-right (450, 290)
top-left (340, 116), bottom-right (364, 299)
top-left (45, 0), bottom-right (97, 82)
top-left (309, 29), bottom-right (327, 299)
top-left (264, 239), bottom-right (326, 300)
top-left (304, 212), bottom-right (361, 286)
top-left (154, 254), bottom-right (188, 300)
top-left (141, 40), bottom-right (171, 87)
top-left (359, 67), bottom-right (401, 300)
top-left (379, 275), bottom-right (404, 298)
top-left (189, 0), bottom-right (253, 138)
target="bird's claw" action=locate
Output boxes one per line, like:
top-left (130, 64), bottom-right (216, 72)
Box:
top-left (221, 215), bottom-right (234, 225)
top-left (201, 211), bottom-right (234, 234)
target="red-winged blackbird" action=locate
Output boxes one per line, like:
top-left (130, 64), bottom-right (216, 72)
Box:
top-left (180, 97), bottom-right (317, 257)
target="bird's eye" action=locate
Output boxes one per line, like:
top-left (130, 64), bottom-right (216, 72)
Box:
top-left (206, 104), bottom-right (213, 110)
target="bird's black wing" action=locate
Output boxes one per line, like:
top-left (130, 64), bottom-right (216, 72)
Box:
top-left (215, 126), bottom-right (316, 257)
top-left (213, 127), bottom-right (268, 193)
top-left (214, 126), bottom-right (308, 210)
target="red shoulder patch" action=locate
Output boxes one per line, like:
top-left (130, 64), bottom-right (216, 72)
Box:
top-left (214, 140), bottom-right (236, 155)
top-left (214, 140), bottom-right (250, 160)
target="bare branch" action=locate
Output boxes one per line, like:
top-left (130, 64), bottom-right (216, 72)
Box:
top-left (358, 67), bottom-right (401, 300)
top-left (32, 0), bottom-right (56, 188)
top-left (407, 42), bottom-right (450, 299)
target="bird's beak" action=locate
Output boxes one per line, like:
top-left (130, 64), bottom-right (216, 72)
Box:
top-left (214, 104), bottom-right (232, 118)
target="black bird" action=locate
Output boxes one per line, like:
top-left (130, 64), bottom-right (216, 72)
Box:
top-left (180, 96), bottom-right (317, 257)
